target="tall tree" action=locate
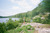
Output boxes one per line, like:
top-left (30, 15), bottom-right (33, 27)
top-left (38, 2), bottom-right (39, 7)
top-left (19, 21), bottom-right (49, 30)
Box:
top-left (40, 0), bottom-right (50, 12)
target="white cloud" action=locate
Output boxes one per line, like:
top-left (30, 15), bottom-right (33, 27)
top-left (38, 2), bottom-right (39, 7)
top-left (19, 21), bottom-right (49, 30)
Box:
top-left (9, 0), bottom-right (32, 11)
top-left (9, 0), bottom-right (41, 11)
top-left (30, 0), bottom-right (41, 5)
top-left (10, 6), bottom-right (21, 10)
top-left (0, 0), bottom-right (41, 16)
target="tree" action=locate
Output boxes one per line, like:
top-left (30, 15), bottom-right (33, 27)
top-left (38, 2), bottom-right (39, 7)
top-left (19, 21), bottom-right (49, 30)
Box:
top-left (39, 0), bottom-right (50, 12)
top-left (0, 23), bottom-right (6, 33)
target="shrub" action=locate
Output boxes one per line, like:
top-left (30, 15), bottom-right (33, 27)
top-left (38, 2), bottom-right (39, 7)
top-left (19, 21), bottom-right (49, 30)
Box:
top-left (21, 26), bottom-right (28, 33)
top-left (13, 20), bottom-right (19, 28)
top-left (7, 18), bottom-right (14, 23)
top-left (19, 18), bottom-right (23, 23)
top-left (0, 23), bottom-right (6, 33)
top-left (25, 18), bottom-right (31, 22)
top-left (7, 23), bottom-right (15, 30)
top-left (6, 19), bottom-right (19, 30)
top-left (26, 25), bottom-right (32, 30)
top-left (22, 25), bottom-right (34, 30)
top-left (41, 18), bottom-right (50, 24)
top-left (18, 23), bottom-right (22, 27)
top-left (33, 17), bottom-right (41, 23)
top-left (16, 27), bottom-right (28, 33)
top-left (16, 27), bottom-right (22, 32)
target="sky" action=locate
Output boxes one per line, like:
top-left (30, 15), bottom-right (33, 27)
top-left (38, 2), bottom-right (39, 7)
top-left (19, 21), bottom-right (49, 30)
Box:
top-left (0, 0), bottom-right (42, 16)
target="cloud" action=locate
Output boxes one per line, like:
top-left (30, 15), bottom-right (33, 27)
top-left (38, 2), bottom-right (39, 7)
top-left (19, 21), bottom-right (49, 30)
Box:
top-left (0, 0), bottom-right (41, 16)
top-left (9, 0), bottom-right (34, 12)
top-left (9, 0), bottom-right (41, 11)
top-left (10, 6), bottom-right (21, 10)
top-left (30, 0), bottom-right (41, 5)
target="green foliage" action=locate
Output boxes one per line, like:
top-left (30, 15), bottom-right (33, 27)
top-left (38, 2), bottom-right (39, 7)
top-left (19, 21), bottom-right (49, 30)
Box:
top-left (26, 25), bottom-right (32, 30)
top-left (14, 20), bottom-right (19, 27)
top-left (6, 25), bottom-right (35, 33)
top-left (7, 18), bottom-right (14, 23)
top-left (16, 26), bottom-right (28, 33)
top-left (16, 27), bottom-right (22, 32)
top-left (33, 17), bottom-right (41, 23)
top-left (43, 0), bottom-right (50, 12)
top-left (48, 14), bottom-right (50, 19)
top-left (22, 25), bottom-right (35, 30)
top-left (41, 18), bottom-right (50, 24)
top-left (0, 16), bottom-right (7, 18)
top-left (21, 25), bottom-right (34, 33)
top-left (0, 23), bottom-right (6, 33)
top-left (19, 18), bottom-right (23, 23)
top-left (6, 23), bottom-right (15, 30)
top-left (25, 18), bottom-right (31, 22)
top-left (33, 15), bottom-right (50, 24)
top-left (6, 18), bottom-right (19, 30)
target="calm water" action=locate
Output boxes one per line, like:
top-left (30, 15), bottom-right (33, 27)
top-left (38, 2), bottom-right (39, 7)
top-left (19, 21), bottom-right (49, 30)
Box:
top-left (0, 18), bottom-right (19, 23)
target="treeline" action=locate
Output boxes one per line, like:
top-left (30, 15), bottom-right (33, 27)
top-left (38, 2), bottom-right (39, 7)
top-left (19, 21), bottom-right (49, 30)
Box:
top-left (0, 16), bottom-right (7, 18)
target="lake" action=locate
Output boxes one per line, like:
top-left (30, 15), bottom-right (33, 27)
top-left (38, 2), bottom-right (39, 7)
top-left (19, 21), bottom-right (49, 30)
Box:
top-left (0, 18), bottom-right (19, 23)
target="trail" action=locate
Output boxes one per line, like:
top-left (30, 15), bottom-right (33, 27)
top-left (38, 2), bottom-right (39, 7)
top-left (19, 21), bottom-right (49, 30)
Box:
top-left (22, 23), bottom-right (50, 33)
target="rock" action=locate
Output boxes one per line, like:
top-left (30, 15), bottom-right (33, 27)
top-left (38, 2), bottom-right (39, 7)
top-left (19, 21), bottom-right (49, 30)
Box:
top-left (38, 28), bottom-right (50, 33)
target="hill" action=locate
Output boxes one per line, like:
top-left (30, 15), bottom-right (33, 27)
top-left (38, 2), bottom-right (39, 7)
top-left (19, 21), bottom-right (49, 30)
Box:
top-left (11, 0), bottom-right (50, 18)
top-left (1, 0), bottom-right (50, 18)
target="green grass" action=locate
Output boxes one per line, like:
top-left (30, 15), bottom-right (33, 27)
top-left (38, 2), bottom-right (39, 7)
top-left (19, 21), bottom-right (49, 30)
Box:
top-left (28, 30), bottom-right (34, 33)
top-left (6, 29), bottom-right (17, 33)
top-left (6, 27), bottom-right (34, 33)
top-left (6, 24), bottom-right (35, 33)
top-left (6, 29), bottom-right (34, 33)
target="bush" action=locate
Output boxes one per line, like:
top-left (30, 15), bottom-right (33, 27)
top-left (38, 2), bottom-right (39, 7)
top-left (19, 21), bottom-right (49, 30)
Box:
top-left (41, 14), bottom-right (50, 24)
top-left (21, 26), bottom-right (28, 33)
top-left (13, 20), bottom-right (19, 28)
top-left (26, 25), bottom-right (32, 30)
top-left (0, 23), bottom-right (6, 33)
top-left (6, 19), bottom-right (19, 30)
top-left (33, 17), bottom-right (41, 23)
top-left (22, 25), bottom-right (35, 30)
top-left (7, 18), bottom-right (14, 23)
top-left (19, 18), bottom-right (23, 23)
top-left (6, 25), bottom-right (35, 33)
top-left (41, 18), bottom-right (50, 24)
top-left (6, 23), bottom-right (15, 30)
top-left (16, 27), bottom-right (28, 33)
top-left (16, 27), bottom-right (22, 32)
top-left (25, 18), bottom-right (31, 22)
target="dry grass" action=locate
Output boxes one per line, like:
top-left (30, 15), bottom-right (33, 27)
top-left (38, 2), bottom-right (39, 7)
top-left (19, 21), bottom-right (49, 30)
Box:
top-left (33, 30), bottom-right (38, 33)
top-left (39, 24), bottom-right (50, 28)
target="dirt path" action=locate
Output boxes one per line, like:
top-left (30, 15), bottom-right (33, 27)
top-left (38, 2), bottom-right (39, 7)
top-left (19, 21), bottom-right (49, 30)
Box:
top-left (22, 23), bottom-right (50, 33)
